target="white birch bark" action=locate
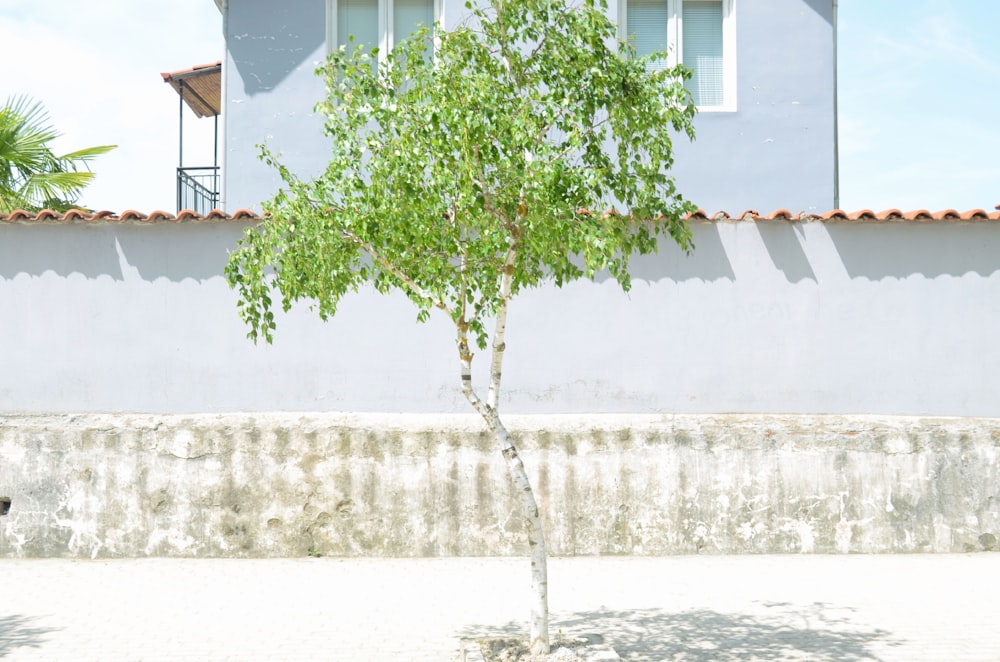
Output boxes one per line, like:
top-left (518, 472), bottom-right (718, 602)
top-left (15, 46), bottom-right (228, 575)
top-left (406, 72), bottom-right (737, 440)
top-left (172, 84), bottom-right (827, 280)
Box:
top-left (455, 232), bottom-right (550, 656)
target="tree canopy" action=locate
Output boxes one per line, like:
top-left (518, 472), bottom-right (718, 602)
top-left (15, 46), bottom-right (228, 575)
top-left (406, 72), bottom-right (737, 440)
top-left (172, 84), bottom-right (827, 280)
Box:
top-left (227, 0), bottom-right (697, 653)
top-left (228, 0), bottom-right (696, 348)
top-left (0, 96), bottom-right (115, 213)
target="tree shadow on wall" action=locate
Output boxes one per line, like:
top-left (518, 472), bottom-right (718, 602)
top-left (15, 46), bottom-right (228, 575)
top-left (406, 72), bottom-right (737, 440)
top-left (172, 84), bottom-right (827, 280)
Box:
top-left (0, 614), bottom-right (59, 656)
top-left (594, 221), bottom-right (736, 284)
top-left (460, 602), bottom-right (900, 661)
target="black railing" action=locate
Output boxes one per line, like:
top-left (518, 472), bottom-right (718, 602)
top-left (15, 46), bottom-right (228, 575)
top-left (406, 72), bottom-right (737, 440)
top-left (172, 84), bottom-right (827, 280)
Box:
top-left (177, 166), bottom-right (219, 214)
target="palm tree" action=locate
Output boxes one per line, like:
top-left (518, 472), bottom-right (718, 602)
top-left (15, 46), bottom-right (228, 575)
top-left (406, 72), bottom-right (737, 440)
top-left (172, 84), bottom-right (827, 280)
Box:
top-left (0, 96), bottom-right (115, 213)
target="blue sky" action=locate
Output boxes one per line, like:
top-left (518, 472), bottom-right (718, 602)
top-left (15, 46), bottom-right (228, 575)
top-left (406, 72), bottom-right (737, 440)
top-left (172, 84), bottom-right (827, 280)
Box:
top-left (837, 0), bottom-right (1000, 211)
top-left (1, 0), bottom-right (997, 213)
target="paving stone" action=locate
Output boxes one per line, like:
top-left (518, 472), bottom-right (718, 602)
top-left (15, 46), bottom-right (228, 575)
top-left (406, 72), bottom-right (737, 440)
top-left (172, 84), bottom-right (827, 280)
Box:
top-left (0, 555), bottom-right (998, 660)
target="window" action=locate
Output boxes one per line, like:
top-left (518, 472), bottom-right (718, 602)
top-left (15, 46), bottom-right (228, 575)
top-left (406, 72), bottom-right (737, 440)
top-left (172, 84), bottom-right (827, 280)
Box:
top-left (622, 0), bottom-right (735, 110)
top-left (327, 0), bottom-right (437, 63)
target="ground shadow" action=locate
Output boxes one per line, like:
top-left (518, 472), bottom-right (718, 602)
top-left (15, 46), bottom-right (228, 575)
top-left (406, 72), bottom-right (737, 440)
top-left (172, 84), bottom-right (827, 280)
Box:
top-left (459, 602), bottom-right (900, 661)
top-left (0, 614), bottom-right (58, 656)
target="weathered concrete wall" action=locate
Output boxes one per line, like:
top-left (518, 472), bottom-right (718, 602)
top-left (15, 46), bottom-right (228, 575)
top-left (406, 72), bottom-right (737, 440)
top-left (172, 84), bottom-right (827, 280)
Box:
top-left (2, 414), bottom-right (997, 558)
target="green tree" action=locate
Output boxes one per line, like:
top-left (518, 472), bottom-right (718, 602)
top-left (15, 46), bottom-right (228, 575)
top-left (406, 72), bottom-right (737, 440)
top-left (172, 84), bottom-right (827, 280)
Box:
top-left (227, 0), bottom-right (695, 652)
top-left (0, 96), bottom-right (115, 213)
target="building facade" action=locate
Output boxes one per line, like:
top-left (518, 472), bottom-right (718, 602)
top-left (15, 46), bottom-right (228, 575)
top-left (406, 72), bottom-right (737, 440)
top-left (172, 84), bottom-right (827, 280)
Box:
top-left (217, 0), bottom-right (837, 213)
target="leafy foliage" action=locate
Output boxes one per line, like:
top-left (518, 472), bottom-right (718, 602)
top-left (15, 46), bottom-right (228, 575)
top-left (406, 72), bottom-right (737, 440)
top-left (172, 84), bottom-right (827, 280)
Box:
top-left (226, 0), bottom-right (697, 349)
top-left (0, 96), bottom-right (115, 213)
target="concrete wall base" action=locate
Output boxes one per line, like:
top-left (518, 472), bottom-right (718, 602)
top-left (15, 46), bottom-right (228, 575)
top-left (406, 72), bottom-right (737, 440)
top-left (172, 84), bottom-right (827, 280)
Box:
top-left (1, 413), bottom-right (998, 558)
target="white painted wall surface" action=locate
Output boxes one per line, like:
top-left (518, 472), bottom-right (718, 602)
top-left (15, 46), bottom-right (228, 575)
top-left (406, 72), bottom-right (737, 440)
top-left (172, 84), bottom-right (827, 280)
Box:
top-left (0, 219), bottom-right (997, 415)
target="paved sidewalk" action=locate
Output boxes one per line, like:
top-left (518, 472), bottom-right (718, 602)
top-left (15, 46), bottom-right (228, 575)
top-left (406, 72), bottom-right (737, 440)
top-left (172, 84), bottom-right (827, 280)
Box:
top-left (1, 554), bottom-right (998, 661)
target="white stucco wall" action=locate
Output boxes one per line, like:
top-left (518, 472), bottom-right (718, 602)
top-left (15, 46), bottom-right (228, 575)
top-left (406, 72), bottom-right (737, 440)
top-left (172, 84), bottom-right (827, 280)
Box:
top-left (0, 219), bottom-right (997, 415)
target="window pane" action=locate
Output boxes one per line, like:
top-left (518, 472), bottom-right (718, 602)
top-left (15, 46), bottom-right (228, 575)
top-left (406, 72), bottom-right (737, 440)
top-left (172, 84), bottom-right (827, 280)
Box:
top-left (394, 0), bottom-right (434, 45)
top-left (338, 0), bottom-right (379, 58)
top-left (682, 0), bottom-right (724, 106)
top-left (627, 0), bottom-right (670, 72)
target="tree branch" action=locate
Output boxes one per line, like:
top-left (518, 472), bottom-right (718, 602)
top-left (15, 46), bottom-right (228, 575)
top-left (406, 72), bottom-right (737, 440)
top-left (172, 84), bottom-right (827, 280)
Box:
top-left (456, 317), bottom-right (490, 419)
top-left (339, 226), bottom-right (455, 318)
top-left (487, 218), bottom-right (520, 411)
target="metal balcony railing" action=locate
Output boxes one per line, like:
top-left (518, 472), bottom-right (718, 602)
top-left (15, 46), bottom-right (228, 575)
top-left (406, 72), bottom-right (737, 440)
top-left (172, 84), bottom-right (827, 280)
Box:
top-left (177, 166), bottom-right (219, 214)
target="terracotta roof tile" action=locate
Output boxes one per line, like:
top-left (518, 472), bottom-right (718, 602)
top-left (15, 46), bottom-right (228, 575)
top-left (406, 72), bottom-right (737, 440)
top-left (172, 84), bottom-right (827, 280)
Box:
top-left (847, 209), bottom-right (876, 221)
top-left (0, 208), bottom-right (262, 224)
top-left (63, 208), bottom-right (88, 220)
top-left (2, 208), bottom-right (999, 225)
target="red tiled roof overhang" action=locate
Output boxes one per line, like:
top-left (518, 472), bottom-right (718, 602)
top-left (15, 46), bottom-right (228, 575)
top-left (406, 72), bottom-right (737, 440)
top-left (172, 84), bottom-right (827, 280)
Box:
top-left (2, 208), bottom-right (1000, 224)
top-left (161, 61), bottom-right (222, 118)
top-left (0, 209), bottom-right (259, 224)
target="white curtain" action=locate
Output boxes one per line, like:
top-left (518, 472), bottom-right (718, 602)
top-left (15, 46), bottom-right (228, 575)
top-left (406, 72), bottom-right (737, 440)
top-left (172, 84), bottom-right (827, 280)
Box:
top-left (682, 0), bottom-right (724, 106)
top-left (338, 0), bottom-right (379, 57)
top-left (627, 0), bottom-right (671, 72)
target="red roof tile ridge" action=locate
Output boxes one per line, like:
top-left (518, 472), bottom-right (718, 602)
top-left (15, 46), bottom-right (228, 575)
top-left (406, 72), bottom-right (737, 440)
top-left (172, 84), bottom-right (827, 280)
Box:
top-left (4, 207), bottom-right (998, 224)
top-left (34, 209), bottom-right (62, 220)
top-left (62, 209), bottom-right (89, 220)
top-left (685, 209), bottom-right (708, 220)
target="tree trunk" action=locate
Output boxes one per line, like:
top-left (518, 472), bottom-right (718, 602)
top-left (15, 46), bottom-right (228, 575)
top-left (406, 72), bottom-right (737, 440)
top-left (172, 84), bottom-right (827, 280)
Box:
top-left (456, 334), bottom-right (550, 655)
top-left (455, 231), bottom-right (548, 654)
top-left (484, 410), bottom-right (549, 656)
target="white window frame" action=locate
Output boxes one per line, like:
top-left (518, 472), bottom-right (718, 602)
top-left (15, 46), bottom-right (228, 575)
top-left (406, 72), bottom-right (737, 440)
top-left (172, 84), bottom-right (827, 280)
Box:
top-left (326, 0), bottom-right (442, 62)
top-left (619, 0), bottom-right (736, 112)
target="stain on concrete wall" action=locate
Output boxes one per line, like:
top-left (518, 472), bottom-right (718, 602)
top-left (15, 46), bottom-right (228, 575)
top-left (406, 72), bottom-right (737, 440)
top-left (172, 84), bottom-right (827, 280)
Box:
top-left (1, 414), bottom-right (997, 558)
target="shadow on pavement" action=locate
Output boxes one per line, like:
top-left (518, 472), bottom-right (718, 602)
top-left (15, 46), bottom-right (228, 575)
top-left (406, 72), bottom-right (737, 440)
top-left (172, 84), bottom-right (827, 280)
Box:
top-left (461, 602), bottom-right (901, 661)
top-left (0, 615), bottom-right (57, 657)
